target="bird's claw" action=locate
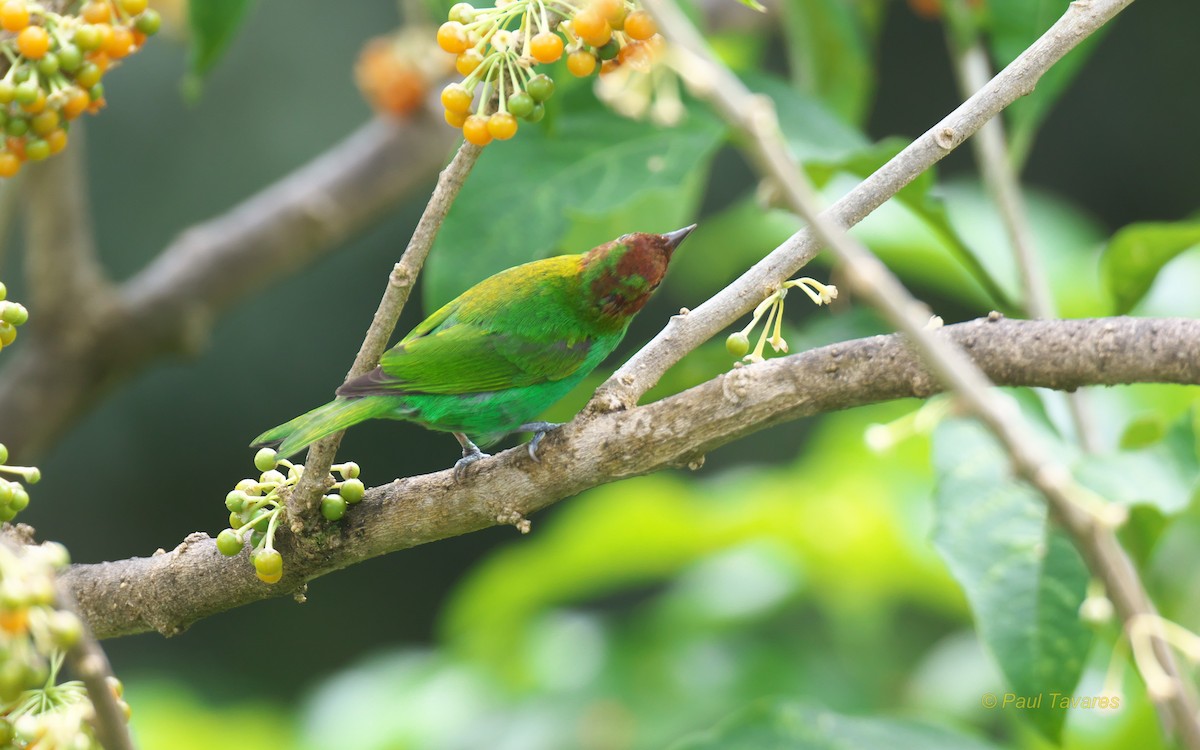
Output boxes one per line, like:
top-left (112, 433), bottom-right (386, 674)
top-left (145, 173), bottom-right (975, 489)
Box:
top-left (518, 422), bottom-right (564, 463)
top-left (453, 448), bottom-right (490, 481)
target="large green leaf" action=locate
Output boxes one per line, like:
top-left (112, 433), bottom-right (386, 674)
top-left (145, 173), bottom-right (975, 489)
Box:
top-left (669, 700), bottom-right (1004, 750)
top-left (424, 103), bottom-right (725, 310)
top-left (779, 0), bottom-right (885, 126)
top-left (931, 418), bottom-right (1092, 741)
top-left (187, 0), bottom-right (256, 85)
top-left (986, 0), bottom-right (1110, 165)
top-left (1100, 220), bottom-right (1200, 314)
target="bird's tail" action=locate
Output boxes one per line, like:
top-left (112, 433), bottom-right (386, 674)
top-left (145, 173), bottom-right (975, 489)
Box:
top-left (250, 397), bottom-right (392, 459)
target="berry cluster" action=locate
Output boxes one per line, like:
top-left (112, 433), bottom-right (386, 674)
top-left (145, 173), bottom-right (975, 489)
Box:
top-left (725, 277), bottom-right (838, 364)
top-left (436, 0), bottom-right (665, 145)
top-left (355, 26), bottom-right (454, 118)
top-left (0, 539), bottom-right (123, 750)
top-left (216, 448), bottom-right (365, 584)
top-left (0, 444), bottom-right (38, 525)
top-left (0, 282), bottom-right (27, 355)
top-left (0, 0), bottom-right (160, 178)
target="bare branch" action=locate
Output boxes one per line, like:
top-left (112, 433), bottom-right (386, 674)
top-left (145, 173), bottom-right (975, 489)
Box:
top-left (591, 0), bottom-right (1134, 412)
top-left (288, 142), bottom-right (482, 527)
top-left (0, 115), bottom-right (456, 460)
top-left (56, 585), bottom-right (135, 750)
top-left (57, 315), bottom-right (1200, 639)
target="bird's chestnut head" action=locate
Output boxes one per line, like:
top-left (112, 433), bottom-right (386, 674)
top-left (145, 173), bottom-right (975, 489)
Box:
top-left (580, 225), bottom-right (696, 321)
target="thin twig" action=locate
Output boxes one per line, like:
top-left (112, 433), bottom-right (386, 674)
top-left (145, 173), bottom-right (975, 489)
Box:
top-left (945, 27), bottom-right (1100, 453)
top-left (287, 142), bottom-right (483, 527)
top-left (56, 584), bottom-right (135, 750)
top-left (54, 315), bottom-right (1200, 639)
top-left (644, 0), bottom-right (1200, 745)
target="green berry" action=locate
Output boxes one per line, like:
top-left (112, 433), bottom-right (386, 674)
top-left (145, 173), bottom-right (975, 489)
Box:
top-left (20, 467), bottom-right (37, 485)
top-left (35, 53), bottom-right (59, 77)
top-left (526, 103), bottom-right (545, 123)
top-left (89, 83), bottom-right (105, 102)
top-left (250, 529), bottom-right (265, 548)
top-left (596, 40), bottom-right (620, 60)
top-left (24, 139), bottom-right (50, 162)
top-left (57, 44), bottom-right (82, 73)
top-left (0, 282), bottom-right (5, 301)
top-left (320, 495), bottom-right (346, 521)
top-left (726, 332), bottom-right (750, 358)
top-left (339, 478), bottom-right (365, 504)
top-left (225, 490), bottom-right (245, 512)
top-left (339, 461), bottom-right (360, 479)
top-left (0, 321), bottom-right (15, 346)
top-left (8, 486), bottom-right (28, 511)
top-left (134, 8), bottom-right (161, 35)
top-left (0, 302), bottom-right (26, 326)
top-left (0, 82), bottom-right (11, 105)
top-left (448, 2), bottom-right (475, 23)
top-left (259, 469), bottom-right (285, 485)
top-left (507, 91), bottom-right (535, 119)
top-left (253, 447), bottom-right (278, 472)
top-left (251, 513), bottom-right (271, 533)
top-left (0, 442), bottom-right (7, 463)
top-left (0, 483), bottom-right (11, 505)
top-left (11, 66), bottom-right (29, 83)
top-left (47, 611), bottom-right (82, 648)
top-left (5, 118), bottom-right (27, 137)
top-left (0, 506), bottom-right (16, 522)
top-left (216, 528), bottom-right (243, 556)
top-left (14, 81), bottom-right (39, 106)
top-left (252, 547), bottom-right (283, 577)
top-left (526, 74), bottom-right (554, 102)
top-left (74, 25), bottom-right (101, 51)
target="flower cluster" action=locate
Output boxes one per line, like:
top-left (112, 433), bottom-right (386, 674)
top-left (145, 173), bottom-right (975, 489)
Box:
top-left (0, 0), bottom-right (160, 177)
top-left (436, 0), bottom-right (670, 145)
top-left (725, 277), bottom-right (838, 364)
top-left (217, 448), bottom-right (365, 584)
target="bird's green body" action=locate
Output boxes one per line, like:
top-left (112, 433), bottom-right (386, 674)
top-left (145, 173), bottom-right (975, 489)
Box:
top-left (252, 227), bottom-right (693, 463)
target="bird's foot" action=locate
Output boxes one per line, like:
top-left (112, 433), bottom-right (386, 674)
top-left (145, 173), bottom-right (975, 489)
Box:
top-left (452, 433), bottom-right (491, 481)
top-left (517, 422), bottom-right (564, 463)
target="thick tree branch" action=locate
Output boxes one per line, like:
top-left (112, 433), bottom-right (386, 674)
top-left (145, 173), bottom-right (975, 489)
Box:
top-left (0, 115), bottom-right (456, 460)
top-left (55, 316), bottom-right (1200, 639)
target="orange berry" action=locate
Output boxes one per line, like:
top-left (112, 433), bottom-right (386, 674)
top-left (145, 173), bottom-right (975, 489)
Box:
top-left (81, 1), bottom-right (111, 23)
top-left (63, 88), bottom-right (90, 119)
top-left (16, 25), bottom-right (49, 58)
top-left (132, 30), bottom-right (147, 48)
top-left (617, 40), bottom-right (651, 69)
top-left (530, 32), bottom-right (563, 63)
top-left (92, 24), bottom-right (115, 53)
top-left (487, 111), bottom-right (518, 140)
top-left (591, 0), bottom-right (625, 29)
top-left (0, 1), bottom-right (29, 32)
top-left (6, 137), bottom-right (26, 160)
top-left (566, 49), bottom-right (597, 77)
top-left (90, 52), bottom-right (112, 73)
top-left (45, 128), bottom-right (67, 154)
top-left (624, 10), bottom-right (656, 40)
top-left (455, 48), bottom-right (483, 75)
top-left (30, 109), bottom-right (58, 136)
top-left (444, 108), bottom-right (467, 127)
top-left (599, 59), bottom-right (619, 76)
top-left (572, 9), bottom-right (611, 47)
top-left (0, 152), bottom-right (19, 178)
top-left (462, 115), bottom-right (492, 146)
top-left (440, 84), bottom-right (472, 114)
top-left (437, 21), bottom-right (470, 54)
top-left (106, 25), bottom-right (134, 58)
top-left (0, 608), bottom-right (27, 634)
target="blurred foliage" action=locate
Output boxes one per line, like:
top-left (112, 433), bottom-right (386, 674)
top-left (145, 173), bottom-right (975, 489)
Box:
top-left (5, 0), bottom-right (1200, 748)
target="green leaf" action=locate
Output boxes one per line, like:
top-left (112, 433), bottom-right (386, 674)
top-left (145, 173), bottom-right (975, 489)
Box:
top-left (779, 0), bottom-right (884, 125)
top-left (424, 102), bottom-right (725, 310)
top-left (187, 0), bottom-right (256, 86)
top-left (669, 700), bottom-right (1004, 750)
top-left (931, 418), bottom-right (1092, 741)
top-left (986, 0), bottom-right (1110, 165)
top-left (1100, 220), bottom-right (1200, 314)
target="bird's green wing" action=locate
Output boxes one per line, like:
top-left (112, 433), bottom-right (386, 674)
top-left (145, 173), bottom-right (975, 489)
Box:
top-left (338, 321), bottom-right (594, 396)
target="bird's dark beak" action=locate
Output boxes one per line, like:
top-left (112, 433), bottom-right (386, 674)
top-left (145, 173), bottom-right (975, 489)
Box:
top-left (663, 224), bottom-right (697, 256)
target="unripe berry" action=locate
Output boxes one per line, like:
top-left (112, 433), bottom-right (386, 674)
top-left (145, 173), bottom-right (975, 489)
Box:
top-left (320, 494), bottom-right (346, 521)
top-left (8, 486), bottom-right (28, 511)
top-left (134, 8), bottom-right (161, 35)
top-left (0, 442), bottom-right (7, 463)
top-left (253, 548), bottom-right (283, 582)
top-left (225, 490), bottom-right (246, 512)
top-left (0, 302), bottom-right (26, 326)
top-left (216, 529), bottom-right (244, 556)
top-left (253, 447), bottom-right (278, 472)
top-left (507, 91), bottom-right (535, 119)
top-left (726, 332), bottom-right (750, 358)
top-left (448, 2), bottom-right (475, 23)
top-left (339, 462), bottom-right (360, 479)
top-left (339, 478), bottom-right (365, 504)
top-left (526, 74), bottom-right (554, 102)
